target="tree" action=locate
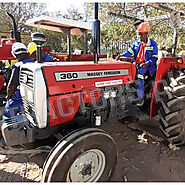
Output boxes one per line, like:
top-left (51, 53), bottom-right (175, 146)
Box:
top-left (0, 2), bottom-right (47, 32)
top-left (34, 28), bottom-right (67, 52)
top-left (84, 2), bottom-right (185, 54)
top-left (63, 6), bottom-right (83, 21)
top-left (36, 6), bottom-right (89, 53)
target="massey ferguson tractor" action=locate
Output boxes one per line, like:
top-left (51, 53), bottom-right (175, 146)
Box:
top-left (1, 2), bottom-right (185, 182)
top-left (110, 3), bottom-right (185, 146)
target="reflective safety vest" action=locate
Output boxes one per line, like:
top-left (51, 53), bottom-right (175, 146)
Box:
top-left (4, 60), bottom-right (18, 68)
top-left (12, 58), bottom-right (35, 69)
top-left (122, 38), bottom-right (158, 66)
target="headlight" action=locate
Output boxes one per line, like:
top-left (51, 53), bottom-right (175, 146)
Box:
top-left (176, 58), bottom-right (183, 64)
top-left (110, 91), bottom-right (117, 98)
top-left (103, 92), bottom-right (109, 99)
top-left (103, 90), bottom-right (117, 99)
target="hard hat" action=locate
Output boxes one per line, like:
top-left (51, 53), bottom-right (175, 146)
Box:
top-left (28, 42), bottom-right (36, 55)
top-left (11, 42), bottom-right (28, 58)
top-left (137, 23), bottom-right (150, 33)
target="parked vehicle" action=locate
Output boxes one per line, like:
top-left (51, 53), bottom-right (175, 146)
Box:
top-left (1, 3), bottom-right (185, 182)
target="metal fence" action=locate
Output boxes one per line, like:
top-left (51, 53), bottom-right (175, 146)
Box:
top-left (100, 40), bottom-right (133, 55)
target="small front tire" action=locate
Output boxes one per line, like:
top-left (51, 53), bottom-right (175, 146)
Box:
top-left (42, 128), bottom-right (117, 182)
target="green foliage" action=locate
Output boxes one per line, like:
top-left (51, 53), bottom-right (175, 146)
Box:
top-left (84, 2), bottom-right (185, 54)
top-left (35, 6), bottom-right (91, 53)
top-left (71, 34), bottom-right (91, 52)
top-left (33, 29), bottom-right (67, 52)
top-left (1, 2), bottom-right (185, 54)
top-left (100, 21), bottom-right (135, 54)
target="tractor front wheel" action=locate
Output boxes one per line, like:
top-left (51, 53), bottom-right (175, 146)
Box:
top-left (42, 128), bottom-right (117, 182)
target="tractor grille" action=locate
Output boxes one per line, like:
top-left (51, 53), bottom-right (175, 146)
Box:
top-left (22, 98), bottom-right (37, 125)
top-left (90, 89), bottom-right (100, 100)
top-left (20, 68), bottom-right (33, 88)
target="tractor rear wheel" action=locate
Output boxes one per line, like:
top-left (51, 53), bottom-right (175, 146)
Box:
top-left (159, 70), bottom-right (185, 146)
top-left (42, 128), bottom-right (117, 182)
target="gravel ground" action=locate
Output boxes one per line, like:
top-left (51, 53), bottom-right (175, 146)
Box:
top-left (0, 116), bottom-right (185, 182)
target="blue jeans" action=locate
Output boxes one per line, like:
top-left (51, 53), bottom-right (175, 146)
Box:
top-left (3, 89), bottom-right (23, 119)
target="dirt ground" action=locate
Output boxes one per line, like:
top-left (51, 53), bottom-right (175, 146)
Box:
top-left (1, 115), bottom-right (185, 182)
top-left (106, 120), bottom-right (185, 182)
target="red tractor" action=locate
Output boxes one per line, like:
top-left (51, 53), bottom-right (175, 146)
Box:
top-left (1, 3), bottom-right (185, 182)
top-left (0, 12), bottom-right (22, 107)
top-left (110, 3), bottom-right (185, 146)
top-left (0, 38), bottom-right (16, 106)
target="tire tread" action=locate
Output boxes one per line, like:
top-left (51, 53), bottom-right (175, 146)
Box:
top-left (159, 70), bottom-right (185, 146)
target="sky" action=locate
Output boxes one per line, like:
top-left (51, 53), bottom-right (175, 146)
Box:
top-left (0, 0), bottom-right (86, 13)
top-left (45, 0), bottom-right (86, 13)
top-left (0, 0), bottom-right (183, 13)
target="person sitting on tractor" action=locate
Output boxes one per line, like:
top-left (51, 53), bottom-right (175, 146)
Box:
top-left (2, 42), bottom-right (35, 120)
top-left (2, 60), bottom-right (18, 85)
top-left (119, 22), bottom-right (158, 106)
top-left (28, 42), bottom-right (54, 62)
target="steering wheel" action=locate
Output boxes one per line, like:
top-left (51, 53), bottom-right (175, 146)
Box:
top-left (119, 56), bottom-right (134, 62)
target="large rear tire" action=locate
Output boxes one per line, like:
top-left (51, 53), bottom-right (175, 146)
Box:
top-left (158, 70), bottom-right (185, 146)
top-left (42, 128), bottom-right (117, 182)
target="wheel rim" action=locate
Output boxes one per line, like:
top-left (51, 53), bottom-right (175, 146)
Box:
top-left (66, 149), bottom-right (106, 182)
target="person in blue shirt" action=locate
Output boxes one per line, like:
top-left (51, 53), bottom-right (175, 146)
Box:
top-left (2, 42), bottom-right (35, 119)
top-left (28, 42), bottom-right (53, 62)
top-left (120, 23), bottom-right (158, 106)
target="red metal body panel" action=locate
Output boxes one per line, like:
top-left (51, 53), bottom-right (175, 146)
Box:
top-left (48, 88), bottom-right (101, 126)
top-left (42, 60), bottom-right (136, 126)
top-left (150, 57), bottom-right (185, 118)
top-left (0, 75), bottom-right (5, 91)
top-left (43, 61), bottom-right (136, 96)
top-left (0, 39), bottom-right (16, 60)
top-left (49, 93), bottom-right (81, 126)
top-left (51, 53), bottom-right (107, 62)
top-left (51, 53), bottom-right (68, 61)
top-left (70, 54), bottom-right (107, 61)
top-left (82, 87), bottom-right (101, 103)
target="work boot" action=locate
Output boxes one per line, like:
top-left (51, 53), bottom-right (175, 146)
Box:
top-left (136, 99), bottom-right (144, 106)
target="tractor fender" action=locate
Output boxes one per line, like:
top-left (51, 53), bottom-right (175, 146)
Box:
top-left (150, 57), bottom-right (185, 118)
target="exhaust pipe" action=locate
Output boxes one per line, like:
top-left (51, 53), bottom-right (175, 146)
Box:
top-left (92, 3), bottom-right (100, 63)
top-left (6, 12), bottom-right (21, 42)
top-left (172, 28), bottom-right (178, 57)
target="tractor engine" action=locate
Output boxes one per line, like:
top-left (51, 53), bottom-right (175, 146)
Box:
top-left (1, 61), bottom-right (137, 146)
